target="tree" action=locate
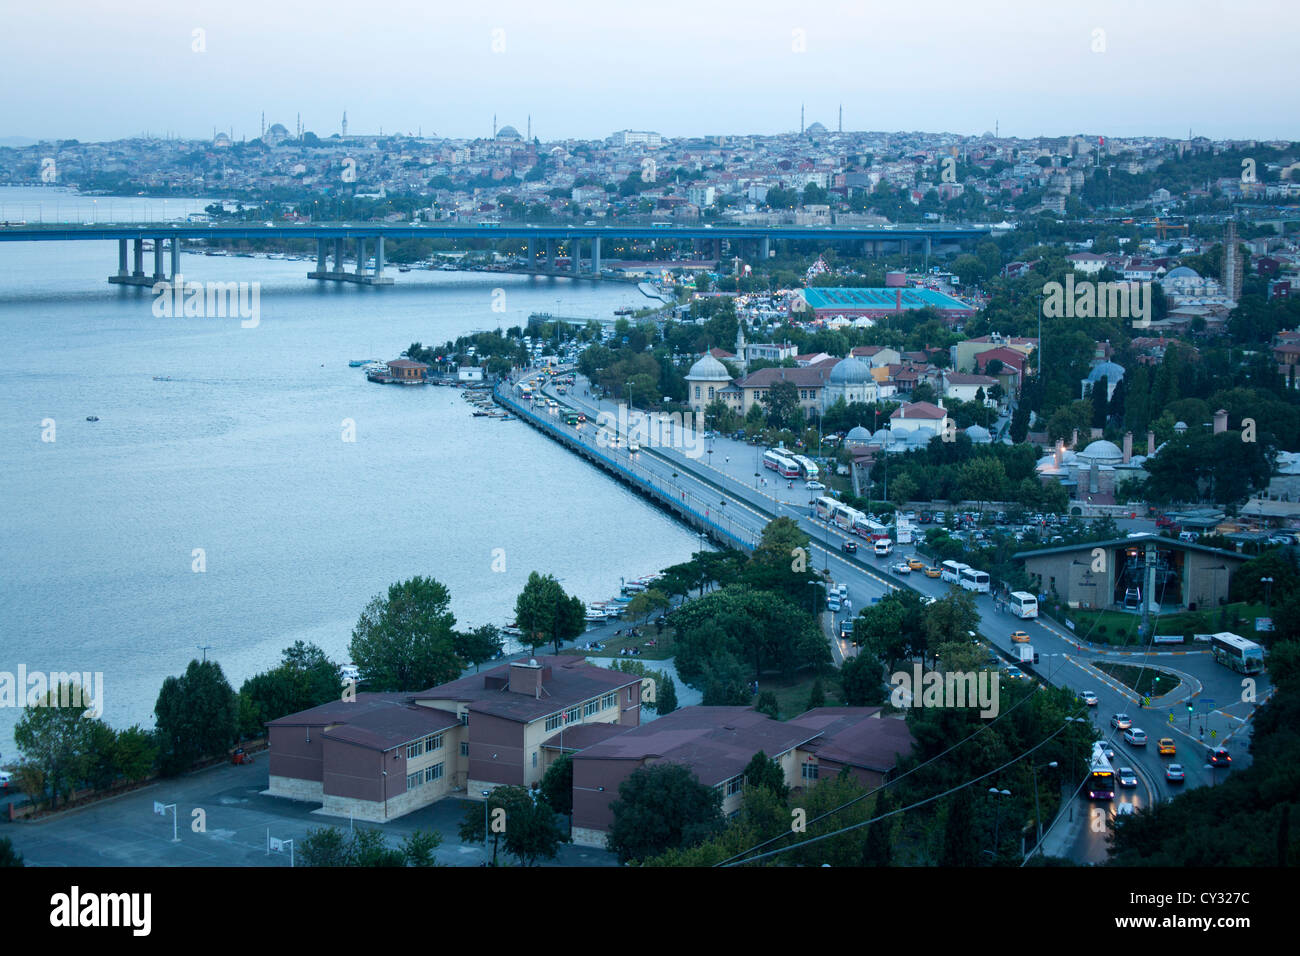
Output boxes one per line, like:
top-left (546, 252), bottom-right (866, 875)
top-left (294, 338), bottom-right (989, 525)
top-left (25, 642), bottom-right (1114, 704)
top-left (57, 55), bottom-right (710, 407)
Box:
top-left (755, 690), bottom-right (780, 718)
top-left (349, 576), bottom-right (462, 691)
top-left (840, 652), bottom-right (886, 706)
top-left (941, 788), bottom-right (980, 866)
top-left (924, 589), bottom-right (981, 653)
top-left (458, 786), bottom-right (564, 866)
top-left (657, 675), bottom-right (679, 715)
top-left (239, 641), bottom-right (342, 736)
top-left (455, 624), bottom-right (504, 672)
top-left (606, 764), bottom-right (725, 863)
top-left (399, 829), bottom-right (443, 867)
top-left (0, 837), bottom-right (24, 867)
top-left (299, 826), bottom-right (352, 866)
top-left (763, 381), bottom-right (802, 430)
top-left (807, 678), bottom-right (827, 710)
top-left (743, 751), bottom-right (790, 800)
top-left (861, 788), bottom-right (893, 866)
top-left (514, 572), bottom-right (585, 654)
top-left (540, 754), bottom-right (574, 815)
top-left (113, 725), bottom-right (158, 782)
top-left (153, 660), bottom-right (238, 776)
top-left (12, 682), bottom-right (99, 809)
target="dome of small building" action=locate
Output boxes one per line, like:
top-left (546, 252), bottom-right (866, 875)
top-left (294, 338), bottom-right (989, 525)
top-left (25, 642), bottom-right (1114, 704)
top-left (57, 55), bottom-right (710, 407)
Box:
top-left (685, 354), bottom-right (731, 381)
top-left (1174, 421), bottom-right (1188, 434)
top-left (1163, 266), bottom-right (1200, 281)
top-left (1084, 361), bottom-right (1126, 384)
top-left (845, 425), bottom-right (872, 444)
top-left (965, 424), bottom-right (992, 443)
top-left (1078, 439), bottom-right (1124, 465)
top-left (829, 357), bottom-right (873, 385)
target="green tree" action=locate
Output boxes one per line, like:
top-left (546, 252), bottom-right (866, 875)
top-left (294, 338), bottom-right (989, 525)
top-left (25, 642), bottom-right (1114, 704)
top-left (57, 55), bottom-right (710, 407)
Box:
top-left (514, 572), bottom-right (586, 654)
top-left (924, 588), bottom-right (981, 652)
top-left (0, 837), bottom-right (24, 867)
top-left (941, 788), bottom-right (980, 866)
top-left (807, 678), bottom-right (827, 710)
top-left (540, 754), bottom-right (574, 815)
top-left (154, 660), bottom-right (238, 776)
top-left (840, 652), bottom-right (886, 706)
top-left (606, 764), bottom-right (725, 863)
top-left (457, 786), bottom-right (564, 866)
top-left (657, 675), bottom-right (679, 715)
top-left (743, 751), bottom-right (790, 800)
top-left (13, 682), bottom-right (99, 808)
top-left (348, 576), bottom-right (462, 691)
top-left (400, 829), bottom-right (443, 867)
top-left (455, 624), bottom-right (504, 672)
top-left (861, 789), bottom-right (894, 866)
top-left (113, 725), bottom-right (159, 782)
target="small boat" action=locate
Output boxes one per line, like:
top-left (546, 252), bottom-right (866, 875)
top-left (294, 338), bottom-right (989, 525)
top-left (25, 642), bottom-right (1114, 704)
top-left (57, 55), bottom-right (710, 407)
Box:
top-left (348, 360), bottom-right (369, 367)
top-left (585, 606), bottom-right (609, 623)
top-left (152, 375), bottom-right (173, 381)
top-left (398, 265), bottom-right (411, 272)
top-left (85, 415), bottom-right (99, 422)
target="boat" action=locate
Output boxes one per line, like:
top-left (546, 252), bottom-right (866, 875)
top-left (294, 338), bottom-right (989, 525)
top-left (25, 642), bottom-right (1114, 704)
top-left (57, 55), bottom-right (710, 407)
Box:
top-left (85, 415), bottom-right (99, 422)
top-left (152, 375), bottom-right (173, 381)
top-left (348, 360), bottom-right (369, 367)
top-left (585, 606), bottom-right (609, 623)
top-left (398, 265), bottom-right (411, 273)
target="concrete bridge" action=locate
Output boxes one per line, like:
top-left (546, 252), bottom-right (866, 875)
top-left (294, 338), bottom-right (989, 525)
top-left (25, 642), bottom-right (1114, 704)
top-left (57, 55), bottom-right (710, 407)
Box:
top-left (0, 221), bottom-right (992, 289)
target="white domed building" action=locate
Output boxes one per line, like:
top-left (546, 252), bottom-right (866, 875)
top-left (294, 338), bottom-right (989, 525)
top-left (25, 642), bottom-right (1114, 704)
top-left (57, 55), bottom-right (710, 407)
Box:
top-left (1080, 360), bottom-right (1125, 401)
top-left (684, 353), bottom-right (733, 417)
top-left (496, 125), bottom-right (523, 142)
top-left (822, 357), bottom-right (878, 410)
top-left (265, 122), bottom-right (290, 146)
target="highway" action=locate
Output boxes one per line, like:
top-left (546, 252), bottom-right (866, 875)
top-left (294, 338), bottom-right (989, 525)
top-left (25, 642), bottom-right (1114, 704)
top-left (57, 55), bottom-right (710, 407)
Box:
top-left (502, 368), bottom-right (1269, 858)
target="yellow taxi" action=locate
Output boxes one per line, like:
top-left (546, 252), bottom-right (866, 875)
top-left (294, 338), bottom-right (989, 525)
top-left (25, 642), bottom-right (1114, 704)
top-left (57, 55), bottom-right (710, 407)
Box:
top-left (1010, 630), bottom-right (1030, 643)
top-left (1158, 737), bottom-right (1176, 756)
top-left (906, 557), bottom-right (925, 571)
top-left (924, 566), bottom-right (941, 578)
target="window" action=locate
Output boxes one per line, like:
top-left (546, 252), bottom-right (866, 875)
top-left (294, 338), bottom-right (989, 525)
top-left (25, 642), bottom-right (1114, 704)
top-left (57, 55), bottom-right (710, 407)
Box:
top-left (459, 712), bottom-right (469, 726)
top-left (694, 386), bottom-right (700, 399)
top-left (601, 692), bottom-right (617, 710)
top-left (708, 386), bottom-right (715, 399)
top-left (726, 775), bottom-right (744, 796)
top-left (460, 741), bottom-right (469, 756)
top-left (627, 687), bottom-right (634, 704)
top-left (565, 706), bottom-right (580, 724)
top-left (802, 762), bottom-right (819, 782)
top-left (546, 713), bottom-right (563, 732)
top-left (584, 699), bottom-right (599, 717)
top-left (406, 771), bottom-right (422, 789)
top-left (426, 763), bottom-right (444, 783)
top-left (406, 741), bottom-right (423, 760)
top-left (532, 752), bottom-right (538, 768)
top-left (425, 733), bottom-right (443, 751)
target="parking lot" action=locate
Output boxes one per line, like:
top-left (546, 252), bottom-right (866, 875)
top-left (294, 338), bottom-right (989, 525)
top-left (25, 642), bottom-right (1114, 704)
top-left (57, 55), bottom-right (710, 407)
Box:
top-left (2, 761), bottom-right (616, 867)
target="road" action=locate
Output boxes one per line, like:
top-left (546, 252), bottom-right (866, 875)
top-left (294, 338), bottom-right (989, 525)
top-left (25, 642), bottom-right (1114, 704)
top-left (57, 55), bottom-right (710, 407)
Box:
top-left (503, 369), bottom-right (1268, 859)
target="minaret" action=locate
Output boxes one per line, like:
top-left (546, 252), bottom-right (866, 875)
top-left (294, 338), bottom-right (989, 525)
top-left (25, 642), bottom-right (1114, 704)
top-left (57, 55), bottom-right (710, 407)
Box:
top-left (838, 104), bottom-right (842, 133)
top-left (342, 111), bottom-right (347, 138)
top-left (735, 322), bottom-right (747, 372)
top-left (800, 103), bottom-right (804, 135)
top-left (260, 112), bottom-right (265, 140)
top-left (493, 114), bottom-right (497, 138)
top-left (527, 115), bottom-right (531, 140)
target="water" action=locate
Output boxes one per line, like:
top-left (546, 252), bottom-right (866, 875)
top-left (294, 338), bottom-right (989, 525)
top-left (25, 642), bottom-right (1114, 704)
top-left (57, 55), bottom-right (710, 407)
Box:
top-left (0, 188), bottom-right (699, 754)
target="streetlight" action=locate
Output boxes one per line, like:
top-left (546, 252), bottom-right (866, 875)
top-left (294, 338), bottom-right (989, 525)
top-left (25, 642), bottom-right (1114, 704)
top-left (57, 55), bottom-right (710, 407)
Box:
top-left (196, 644), bottom-right (212, 663)
top-left (482, 789), bottom-right (493, 865)
top-left (1029, 761), bottom-right (1058, 852)
top-left (987, 787), bottom-right (1011, 863)
top-left (1261, 576), bottom-right (1274, 612)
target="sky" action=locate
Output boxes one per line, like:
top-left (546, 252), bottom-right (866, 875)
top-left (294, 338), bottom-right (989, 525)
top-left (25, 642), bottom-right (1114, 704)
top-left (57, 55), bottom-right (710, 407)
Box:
top-left (4, 0), bottom-right (1296, 144)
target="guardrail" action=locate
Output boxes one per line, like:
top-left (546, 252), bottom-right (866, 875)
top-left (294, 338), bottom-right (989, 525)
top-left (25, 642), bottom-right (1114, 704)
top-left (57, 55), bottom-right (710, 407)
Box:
top-left (495, 383), bottom-right (759, 552)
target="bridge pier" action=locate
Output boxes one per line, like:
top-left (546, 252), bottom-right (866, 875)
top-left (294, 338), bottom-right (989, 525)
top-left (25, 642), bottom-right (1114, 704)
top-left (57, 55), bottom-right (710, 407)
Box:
top-left (760, 235), bottom-right (770, 259)
top-left (308, 235), bottom-right (393, 285)
top-left (592, 237), bottom-right (601, 275)
top-left (571, 237), bottom-right (582, 274)
top-left (546, 239), bottom-right (556, 270)
top-left (711, 238), bottom-right (721, 262)
top-left (109, 236), bottom-right (183, 287)
top-left (527, 236), bottom-right (535, 270)
top-left (117, 239), bottom-right (128, 278)
top-left (170, 236), bottom-right (181, 280)
top-left (923, 236), bottom-right (931, 271)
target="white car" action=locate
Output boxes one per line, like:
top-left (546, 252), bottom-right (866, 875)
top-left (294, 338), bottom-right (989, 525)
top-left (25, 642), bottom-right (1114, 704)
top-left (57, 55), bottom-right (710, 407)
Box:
top-left (0, 770), bottom-right (11, 790)
top-left (1082, 691), bottom-right (1099, 706)
top-left (891, 562), bottom-right (912, 575)
top-left (805, 481), bottom-right (825, 490)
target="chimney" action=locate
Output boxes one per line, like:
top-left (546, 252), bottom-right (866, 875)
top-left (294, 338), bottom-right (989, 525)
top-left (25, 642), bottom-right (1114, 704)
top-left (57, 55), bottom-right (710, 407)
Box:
top-left (509, 659), bottom-right (544, 698)
top-left (1071, 428), bottom-right (1079, 449)
top-left (1147, 429), bottom-right (1156, 454)
top-left (1213, 408), bottom-right (1228, 434)
top-left (1123, 431), bottom-right (1132, 463)
top-left (1090, 460), bottom-right (1099, 494)
top-left (1054, 441), bottom-right (1063, 467)
top-left (895, 288), bottom-right (902, 310)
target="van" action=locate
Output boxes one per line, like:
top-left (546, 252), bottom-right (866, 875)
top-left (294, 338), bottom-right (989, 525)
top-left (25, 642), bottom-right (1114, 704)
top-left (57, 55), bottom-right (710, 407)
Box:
top-left (873, 539), bottom-right (893, 557)
top-left (1015, 644), bottom-right (1038, 665)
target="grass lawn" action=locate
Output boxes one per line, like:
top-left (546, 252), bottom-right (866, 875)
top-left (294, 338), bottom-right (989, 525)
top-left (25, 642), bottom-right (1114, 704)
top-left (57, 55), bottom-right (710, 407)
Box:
top-left (580, 626), bottom-right (675, 661)
top-left (1094, 662), bottom-right (1183, 699)
top-left (1060, 602), bottom-right (1266, 646)
top-left (759, 671), bottom-right (837, 719)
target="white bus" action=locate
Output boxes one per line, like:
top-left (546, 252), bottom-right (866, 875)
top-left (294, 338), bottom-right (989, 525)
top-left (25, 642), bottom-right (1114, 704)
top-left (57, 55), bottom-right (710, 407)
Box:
top-left (791, 455), bottom-right (819, 481)
top-left (940, 560), bottom-right (970, 584)
top-left (1008, 591), bottom-right (1039, 619)
top-left (1087, 741), bottom-right (1115, 800)
top-left (814, 495), bottom-right (838, 521)
top-left (1209, 632), bottom-right (1265, 675)
top-left (852, 513), bottom-right (889, 540)
top-left (834, 504), bottom-right (865, 531)
top-left (762, 449), bottom-right (801, 478)
top-left (959, 567), bottom-right (991, 593)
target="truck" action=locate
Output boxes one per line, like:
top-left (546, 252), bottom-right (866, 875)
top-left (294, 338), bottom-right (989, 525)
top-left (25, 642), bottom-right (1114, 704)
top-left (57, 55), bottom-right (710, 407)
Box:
top-left (1015, 644), bottom-right (1038, 666)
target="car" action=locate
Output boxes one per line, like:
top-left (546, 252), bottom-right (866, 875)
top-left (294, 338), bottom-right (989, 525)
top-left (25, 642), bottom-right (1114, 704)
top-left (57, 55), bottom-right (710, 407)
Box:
top-left (933, 512), bottom-right (946, 523)
top-left (1123, 728), bottom-right (1147, 746)
top-left (906, 556), bottom-right (925, 570)
top-left (1114, 802), bottom-right (1136, 817)
top-left (0, 770), bottom-right (10, 790)
top-left (919, 511), bottom-right (933, 524)
top-left (1010, 630), bottom-right (1030, 643)
top-left (891, 562), bottom-right (912, 575)
top-left (1111, 713), bottom-right (1132, 730)
top-left (1082, 691), bottom-right (1099, 706)
top-left (924, 566), bottom-right (941, 578)
top-left (628, 443), bottom-right (640, 453)
top-left (1208, 748), bottom-right (1231, 767)
top-left (1165, 763), bottom-right (1185, 783)
top-left (841, 540), bottom-right (858, 553)
top-left (1005, 666), bottom-right (1028, 680)
top-left (805, 481), bottom-right (825, 490)
top-left (1117, 767), bottom-right (1138, 788)
top-left (1158, 737), bottom-right (1176, 756)
top-left (826, 597), bottom-right (841, 612)
top-left (839, 621), bottom-right (854, 640)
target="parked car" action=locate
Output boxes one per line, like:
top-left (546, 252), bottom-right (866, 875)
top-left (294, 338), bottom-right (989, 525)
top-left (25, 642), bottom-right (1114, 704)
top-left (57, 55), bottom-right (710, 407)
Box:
top-left (924, 566), bottom-right (941, 578)
top-left (906, 557), bottom-right (924, 570)
top-left (806, 480), bottom-right (825, 490)
top-left (1111, 713), bottom-right (1132, 730)
top-left (0, 770), bottom-right (11, 790)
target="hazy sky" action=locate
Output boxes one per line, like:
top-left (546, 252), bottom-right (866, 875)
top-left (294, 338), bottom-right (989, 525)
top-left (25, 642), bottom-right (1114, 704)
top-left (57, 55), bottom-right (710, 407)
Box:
top-left (5, 0), bottom-right (1295, 143)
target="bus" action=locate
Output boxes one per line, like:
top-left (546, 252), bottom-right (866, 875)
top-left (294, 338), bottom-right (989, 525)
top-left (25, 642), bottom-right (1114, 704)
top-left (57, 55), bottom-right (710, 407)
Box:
top-left (1209, 632), bottom-right (1265, 675)
top-left (814, 496), bottom-right (838, 521)
top-left (762, 449), bottom-right (801, 478)
top-left (959, 567), bottom-right (991, 593)
top-left (1087, 741), bottom-right (1115, 800)
top-left (791, 455), bottom-right (819, 481)
top-left (1008, 591), bottom-right (1039, 619)
top-left (940, 560), bottom-right (970, 584)
top-left (834, 504), bottom-right (865, 532)
top-left (852, 513), bottom-right (889, 541)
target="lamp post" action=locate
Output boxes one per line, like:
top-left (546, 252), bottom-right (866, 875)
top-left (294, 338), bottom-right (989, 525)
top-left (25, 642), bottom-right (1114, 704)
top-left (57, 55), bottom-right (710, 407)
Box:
top-left (1064, 717), bottom-right (1089, 818)
top-left (196, 644), bottom-right (212, 663)
top-left (987, 787), bottom-right (1011, 863)
top-left (482, 789), bottom-right (493, 865)
top-left (1262, 576), bottom-right (1274, 612)
top-left (1030, 761), bottom-right (1058, 852)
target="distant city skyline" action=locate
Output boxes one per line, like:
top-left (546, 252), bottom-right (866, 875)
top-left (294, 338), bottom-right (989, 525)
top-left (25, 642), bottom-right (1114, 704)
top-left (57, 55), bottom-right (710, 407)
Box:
top-left (5, 0), bottom-right (1295, 143)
